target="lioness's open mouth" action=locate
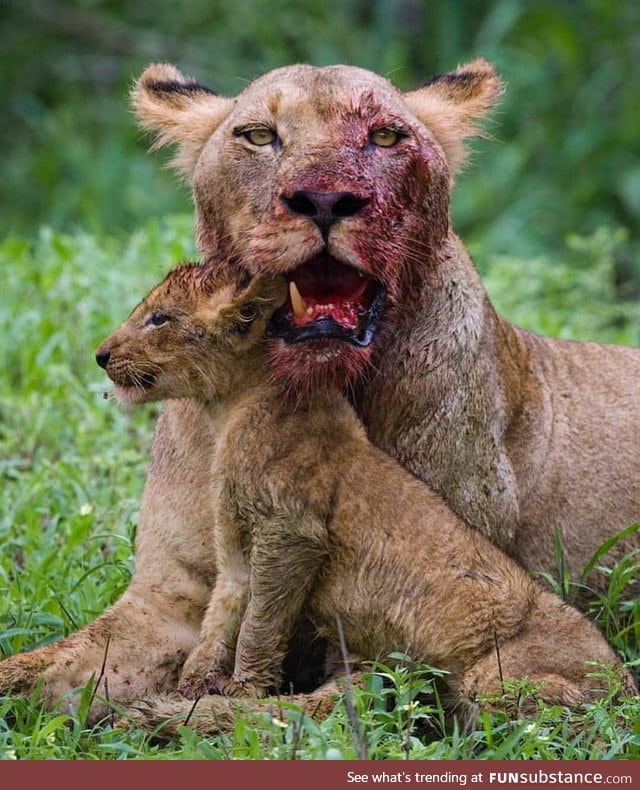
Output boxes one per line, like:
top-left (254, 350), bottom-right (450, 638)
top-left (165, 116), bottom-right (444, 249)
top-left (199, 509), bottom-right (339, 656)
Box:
top-left (270, 253), bottom-right (386, 347)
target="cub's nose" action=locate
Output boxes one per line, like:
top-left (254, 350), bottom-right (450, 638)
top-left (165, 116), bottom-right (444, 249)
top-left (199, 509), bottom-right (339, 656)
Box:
top-left (95, 349), bottom-right (111, 369)
top-left (281, 190), bottom-right (369, 238)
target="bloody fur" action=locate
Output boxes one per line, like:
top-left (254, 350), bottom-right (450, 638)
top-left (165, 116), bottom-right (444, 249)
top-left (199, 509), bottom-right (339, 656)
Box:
top-left (1, 60), bottom-right (638, 734)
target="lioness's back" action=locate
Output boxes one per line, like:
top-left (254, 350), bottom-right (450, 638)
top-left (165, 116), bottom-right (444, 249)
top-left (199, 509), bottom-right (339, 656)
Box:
top-left (510, 330), bottom-right (640, 578)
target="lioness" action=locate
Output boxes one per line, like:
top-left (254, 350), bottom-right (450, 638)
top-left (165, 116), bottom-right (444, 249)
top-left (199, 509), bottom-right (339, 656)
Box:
top-left (130, 59), bottom-right (640, 581)
top-left (1, 59), bottom-right (637, 722)
top-left (97, 261), bottom-right (634, 723)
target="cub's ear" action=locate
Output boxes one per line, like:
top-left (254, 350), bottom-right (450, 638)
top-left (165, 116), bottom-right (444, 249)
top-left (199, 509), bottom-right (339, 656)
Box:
top-left (404, 58), bottom-right (504, 175)
top-left (235, 275), bottom-right (289, 311)
top-left (132, 63), bottom-right (234, 179)
top-left (217, 276), bottom-right (288, 342)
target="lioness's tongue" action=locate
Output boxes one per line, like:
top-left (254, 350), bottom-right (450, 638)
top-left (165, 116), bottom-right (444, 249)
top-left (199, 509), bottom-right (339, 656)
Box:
top-left (288, 253), bottom-right (372, 329)
top-left (293, 254), bottom-right (369, 301)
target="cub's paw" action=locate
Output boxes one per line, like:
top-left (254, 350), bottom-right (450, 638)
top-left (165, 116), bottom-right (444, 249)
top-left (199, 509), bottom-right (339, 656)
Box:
top-left (177, 673), bottom-right (210, 701)
top-left (207, 673), bottom-right (267, 699)
top-left (178, 669), bottom-right (264, 699)
top-left (178, 656), bottom-right (226, 699)
top-left (178, 649), bottom-right (232, 700)
top-left (178, 664), bottom-right (238, 699)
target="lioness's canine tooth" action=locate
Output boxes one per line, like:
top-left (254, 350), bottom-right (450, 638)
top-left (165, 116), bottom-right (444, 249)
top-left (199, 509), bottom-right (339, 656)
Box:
top-left (289, 281), bottom-right (308, 317)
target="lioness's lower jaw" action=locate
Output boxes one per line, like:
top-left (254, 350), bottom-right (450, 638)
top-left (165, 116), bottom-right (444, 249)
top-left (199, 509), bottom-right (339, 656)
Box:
top-left (267, 337), bottom-right (373, 392)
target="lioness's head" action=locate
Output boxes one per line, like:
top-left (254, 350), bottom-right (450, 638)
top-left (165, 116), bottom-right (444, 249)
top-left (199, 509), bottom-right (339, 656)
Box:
top-left (96, 264), bottom-right (286, 406)
top-left (133, 60), bottom-right (502, 390)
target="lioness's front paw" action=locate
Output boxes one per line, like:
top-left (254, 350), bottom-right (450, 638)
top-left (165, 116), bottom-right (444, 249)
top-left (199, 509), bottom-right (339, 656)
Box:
top-left (0, 651), bottom-right (54, 694)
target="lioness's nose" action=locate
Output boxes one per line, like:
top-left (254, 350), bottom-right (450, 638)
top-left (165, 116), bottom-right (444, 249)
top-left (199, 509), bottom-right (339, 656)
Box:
top-left (281, 190), bottom-right (369, 237)
top-left (95, 349), bottom-right (111, 369)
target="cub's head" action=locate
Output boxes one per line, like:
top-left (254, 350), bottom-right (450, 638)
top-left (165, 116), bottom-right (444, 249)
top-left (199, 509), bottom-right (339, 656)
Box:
top-left (132, 60), bottom-right (503, 391)
top-left (96, 264), bottom-right (286, 407)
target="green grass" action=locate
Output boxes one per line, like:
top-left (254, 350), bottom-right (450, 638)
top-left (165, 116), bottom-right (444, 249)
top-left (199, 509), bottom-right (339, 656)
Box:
top-left (0, 219), bottom-right (638, 760)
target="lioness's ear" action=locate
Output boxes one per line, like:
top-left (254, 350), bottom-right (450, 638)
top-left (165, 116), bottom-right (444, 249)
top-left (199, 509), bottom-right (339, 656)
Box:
top-left (132, 63), bottom-right (234, 179)
top-left (404, 59), bottom-right (504, 175)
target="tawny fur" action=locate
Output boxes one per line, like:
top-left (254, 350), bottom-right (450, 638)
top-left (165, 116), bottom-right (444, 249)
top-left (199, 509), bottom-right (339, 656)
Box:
top-left (2, 61), bottom-right (638, 726)
top-left (130, 59), bottom-right (639, 586)
top-left (106, 266), bottom-right (634, 724)
top-left (118, 675), bottom-right (355, 739)
top-left (0, 272), bottom-right (326, 723)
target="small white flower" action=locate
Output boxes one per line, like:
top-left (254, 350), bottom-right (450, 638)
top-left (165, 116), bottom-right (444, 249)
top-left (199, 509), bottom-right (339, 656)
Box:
top-left (79, 503), bottom-right (93, 516)
top-left (2, 748), bottom-right (17, 760)
top-left (271, 717), bottom-right (288, 729)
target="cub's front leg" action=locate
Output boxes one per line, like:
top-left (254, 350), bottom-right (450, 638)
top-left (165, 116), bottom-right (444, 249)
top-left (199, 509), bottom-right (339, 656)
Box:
top-left (219, 508), bottom-right (329, 698)
top-left (177, 579), bottom-right (248, 699)
top-left (178, 491), bottom-right (250, 699)
top-left (178, 563), bottom-right (249, 699)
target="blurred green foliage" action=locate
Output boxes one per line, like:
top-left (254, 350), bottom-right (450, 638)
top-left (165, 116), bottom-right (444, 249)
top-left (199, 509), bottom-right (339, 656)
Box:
top-left (1, 0), bottom-right (639, 290)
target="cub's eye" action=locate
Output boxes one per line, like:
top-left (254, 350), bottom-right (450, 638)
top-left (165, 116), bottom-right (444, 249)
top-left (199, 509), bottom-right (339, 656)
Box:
top-left (370, 128), bottom-right (400, 148)
top-left (244, 128), bottom-right (277, 146)
top-left (239, 302), bottom-right (258, 322)
top-left (146, 312), bottom-right (171, 328)
top-left (234, 302), bottom-right (258, 335)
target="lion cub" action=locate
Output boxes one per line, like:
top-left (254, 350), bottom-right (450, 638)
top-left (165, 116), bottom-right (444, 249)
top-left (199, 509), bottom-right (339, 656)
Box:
top-left (98, 263), bottom-right (634, 718)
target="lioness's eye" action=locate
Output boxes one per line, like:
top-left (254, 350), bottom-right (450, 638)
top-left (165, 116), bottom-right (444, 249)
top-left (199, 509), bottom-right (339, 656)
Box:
top-left (147, 312), bottom-right (171, 327)
top-left (244, 128), bottom-right (277, 146)
top-left (370, 128), bottom-right (400, 147)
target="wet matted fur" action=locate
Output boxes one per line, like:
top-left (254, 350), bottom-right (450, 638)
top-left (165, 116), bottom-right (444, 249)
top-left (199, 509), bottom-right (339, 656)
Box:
top-left (1, 60), bottom-right (638, 726)
top-left (101, 264), bottom-right (634, 727)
